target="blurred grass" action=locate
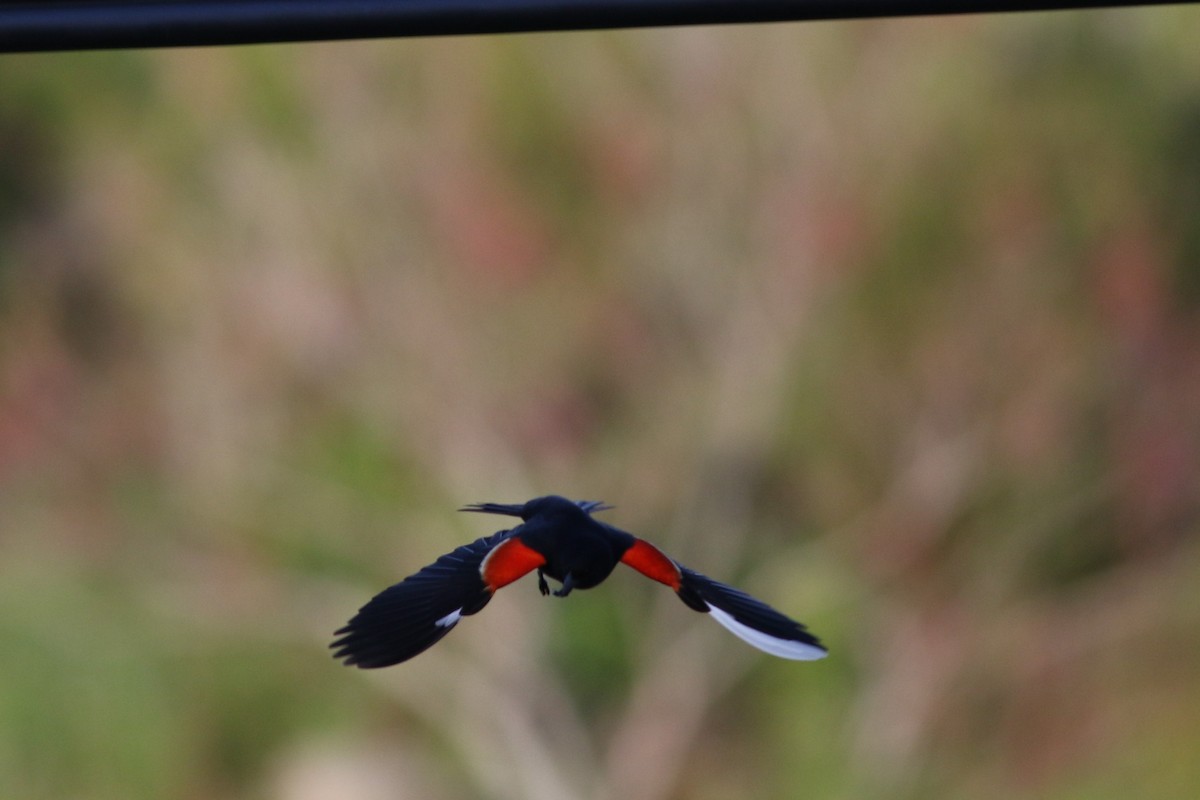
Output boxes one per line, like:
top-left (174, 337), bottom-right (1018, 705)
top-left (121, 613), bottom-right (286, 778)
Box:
top-left (2, 7), bottom-right (1200, 800)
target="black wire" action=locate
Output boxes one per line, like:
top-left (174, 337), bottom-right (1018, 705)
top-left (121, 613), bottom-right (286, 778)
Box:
top-left (0, 0), bottom-right (1178, 53)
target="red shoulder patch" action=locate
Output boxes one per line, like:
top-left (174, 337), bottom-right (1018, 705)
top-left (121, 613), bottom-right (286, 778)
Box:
top-left (621, 539), bottom-right (682, 589)
top-left (479, 537), bottom-right (546, 591)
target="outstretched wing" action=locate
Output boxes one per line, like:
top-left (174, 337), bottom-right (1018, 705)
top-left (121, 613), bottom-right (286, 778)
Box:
top-left (620, 538), bottom-right (827, 661)
top-left (678, 568), bottom-right (827, 660)
top-left (331, 531), bottom-right (545, 668)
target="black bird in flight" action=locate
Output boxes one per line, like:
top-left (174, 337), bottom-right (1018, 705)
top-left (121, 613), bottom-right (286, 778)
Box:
top-left (331, 495), bottom-right (827, 668)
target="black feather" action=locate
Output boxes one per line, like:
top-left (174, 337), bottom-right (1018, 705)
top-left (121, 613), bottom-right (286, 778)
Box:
top-left (330, 531), bottom-right (511, 668)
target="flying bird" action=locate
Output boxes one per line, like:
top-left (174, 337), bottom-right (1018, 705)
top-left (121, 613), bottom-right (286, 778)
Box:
top-left (331, 495), bottom-right (827, 668)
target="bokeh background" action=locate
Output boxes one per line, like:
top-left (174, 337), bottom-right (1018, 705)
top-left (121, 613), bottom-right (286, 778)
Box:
top-left (2, 6), bottom-right (1200, 799)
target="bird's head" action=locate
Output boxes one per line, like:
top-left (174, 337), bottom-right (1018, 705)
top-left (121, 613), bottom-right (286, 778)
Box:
top-left (460, 495), bottom-right (612, 520)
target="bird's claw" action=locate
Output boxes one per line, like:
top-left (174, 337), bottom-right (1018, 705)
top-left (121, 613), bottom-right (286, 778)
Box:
top-left (552, 573), bottom-right (574, 598)
top-left (537, 570), bottom-right (550, 596)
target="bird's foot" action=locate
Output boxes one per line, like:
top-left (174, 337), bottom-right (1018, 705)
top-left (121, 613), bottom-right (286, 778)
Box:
top-left (537, 570), bottom-right (550, 597)
top-left (552, 573), bottom-right (574, 598)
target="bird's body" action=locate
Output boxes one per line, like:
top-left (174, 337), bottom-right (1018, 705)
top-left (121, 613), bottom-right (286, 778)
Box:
top-left (505, 498), bottom-right (631, 592)
top-left (331, 495), bottom-right (826, 668)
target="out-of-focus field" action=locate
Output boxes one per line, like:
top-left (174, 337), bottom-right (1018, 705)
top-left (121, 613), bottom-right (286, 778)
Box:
top-left (2, 8), bottom-right (1199, 800)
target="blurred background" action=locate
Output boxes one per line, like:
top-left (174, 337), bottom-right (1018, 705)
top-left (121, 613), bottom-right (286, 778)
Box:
top-left (2, 6), bottom-right (1199, 799)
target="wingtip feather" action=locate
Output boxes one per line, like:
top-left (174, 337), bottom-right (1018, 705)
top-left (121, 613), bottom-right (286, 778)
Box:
top-left (705, 604), bottom-right (828, 660)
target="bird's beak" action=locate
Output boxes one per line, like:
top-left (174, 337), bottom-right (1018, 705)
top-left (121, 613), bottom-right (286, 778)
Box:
top-left (459, 502), bottom-right (526, 518)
